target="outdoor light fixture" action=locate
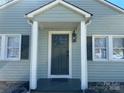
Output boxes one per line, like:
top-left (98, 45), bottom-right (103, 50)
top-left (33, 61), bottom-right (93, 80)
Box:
top-left (72, 30), bottom-right (77, 42)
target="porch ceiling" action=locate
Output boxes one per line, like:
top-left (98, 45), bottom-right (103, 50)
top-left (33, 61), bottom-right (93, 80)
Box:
top-left (39, 22), bottom-right (79, 30)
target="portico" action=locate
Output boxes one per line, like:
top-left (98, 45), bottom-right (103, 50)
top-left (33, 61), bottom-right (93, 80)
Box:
top-left (26, 0), bottom-right (92, 90)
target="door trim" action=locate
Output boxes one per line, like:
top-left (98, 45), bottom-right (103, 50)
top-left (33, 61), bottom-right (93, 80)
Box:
top-left (48, 31), bottom-right (72, 78)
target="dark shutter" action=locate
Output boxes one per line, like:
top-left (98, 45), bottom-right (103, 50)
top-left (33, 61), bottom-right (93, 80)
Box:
top-left (21, 35), bottom-right (30, 59)
top-left (87, 36), bottom-right (92, 60)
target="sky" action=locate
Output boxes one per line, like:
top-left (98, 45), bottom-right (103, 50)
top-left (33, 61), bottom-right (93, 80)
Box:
top-left (0, 0), bottom-right (8, 3)
top-left (0, 0), bottom-right (12, 6)
top-left (0, 0), bottom-right (124, 9)
top-left (107, 0), bottom-right (124, 9)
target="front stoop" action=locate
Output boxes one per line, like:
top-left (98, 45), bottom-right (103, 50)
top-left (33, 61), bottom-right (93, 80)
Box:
top-left (31, 79), bottom-right (82, 93)
top-left (31, 92), bottom-right (83, 93)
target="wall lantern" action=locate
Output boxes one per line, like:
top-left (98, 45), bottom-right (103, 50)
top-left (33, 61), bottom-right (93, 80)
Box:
top-left (72, 30), bottom-right (77, 42)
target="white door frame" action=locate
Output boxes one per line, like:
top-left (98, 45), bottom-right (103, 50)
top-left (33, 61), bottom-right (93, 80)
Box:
top-left (48, 31), bottom-right (72, 78)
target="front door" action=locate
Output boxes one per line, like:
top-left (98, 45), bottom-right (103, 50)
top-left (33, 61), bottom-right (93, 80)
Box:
top-left (48, 31), bottom-right (72, 78)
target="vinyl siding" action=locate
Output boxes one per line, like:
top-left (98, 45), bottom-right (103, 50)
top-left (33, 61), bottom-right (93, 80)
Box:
top-left (88, 61), bottom-right (124, 82)
top-left (87, 15), bottom-right (124, 35)
top-left (0, 60), bottom-right (30, 81)
top-left (67, 0), bottom-right (120, 16)
top-left (0, 0), bottom-right (31, 81)
top-left (87, 15), bottom-right (124, 82)
top-left (37, 29), bottom-right (48, 78)
top-left (0, 0), bottom-right (124, 81)
top-left (37, 22), bottom-right (124, 81)
top-left (72, 27), bottom-right (81, 78)
top-left (34, 5), bottom-right (84, 22)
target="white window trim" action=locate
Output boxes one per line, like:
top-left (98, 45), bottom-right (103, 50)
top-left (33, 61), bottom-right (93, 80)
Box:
top-left (0, 35), bottom-right (3, 60)
top-left (93, 35), bottom-right (108, 61)
top-left (108, 35), bottom-right (112, 61)
top-left (93, 35), bottom-right (124, 62)
top-left (110, 35), bottom-right (124, 62)
top-left (0, 34), bottom-right (21, 61)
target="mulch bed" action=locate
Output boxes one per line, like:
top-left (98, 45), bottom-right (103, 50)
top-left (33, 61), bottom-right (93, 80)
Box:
top-left (85, 82), bottom-right (124, 93)
top-left (0, 81), bottom-right (29, 93)
top-left (1, 81), bottom-right (124, 93)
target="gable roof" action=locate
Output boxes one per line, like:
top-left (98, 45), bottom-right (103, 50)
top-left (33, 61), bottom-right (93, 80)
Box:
top-left (26, 0), bottom-right (92, 19)
top-left (98, 0), bottom-right (124, 13)
top-left (0, 0), bottom-right (124, 14)
top-left (0, 0), bottom-right (19, 9)
top-left (105, 0), bottom-right (124, 10)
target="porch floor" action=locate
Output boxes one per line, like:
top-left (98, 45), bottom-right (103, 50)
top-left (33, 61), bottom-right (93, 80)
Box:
top-left (31, 78), bottom-right (82, 93)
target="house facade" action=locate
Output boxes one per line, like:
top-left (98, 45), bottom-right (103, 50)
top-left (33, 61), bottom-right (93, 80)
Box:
top-left (0, 0), bottom-right (124, 91)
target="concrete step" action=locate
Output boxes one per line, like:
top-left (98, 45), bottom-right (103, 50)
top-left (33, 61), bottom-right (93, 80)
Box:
top-left (31, 92), bottom-right (83, 93)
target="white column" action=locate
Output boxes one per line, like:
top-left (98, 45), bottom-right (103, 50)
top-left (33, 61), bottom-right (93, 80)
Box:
top-left (80, 21), bottom-right (88, 90)
top-left (30, 21), bottom-right (38, 89)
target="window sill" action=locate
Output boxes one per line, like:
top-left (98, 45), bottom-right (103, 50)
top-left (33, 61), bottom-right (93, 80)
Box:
top-left (109, 60), bottom-right (124, 62)
top-left (0, 59), bottom-right (29, 62)
top-left (93, 59), bottom-right (108, 62)
top-left (90, 60), bottom-right (124, 63)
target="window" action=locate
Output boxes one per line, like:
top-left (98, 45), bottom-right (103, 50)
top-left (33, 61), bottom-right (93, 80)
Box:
top-left (93, 35), bottom-right (124, 62)
top-left (6, 35), bottom-right (21, 60)
top-left (0, 35), bottom-right (21, 61)
top-left (93, 36), bottom-right (108, 61)
top-left (112, 37), bottom-right (124, 60)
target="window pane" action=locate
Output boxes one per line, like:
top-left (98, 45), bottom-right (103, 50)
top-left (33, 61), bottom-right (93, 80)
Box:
top-left (7, 36), bottom-right (20, 59)
top-left (113, 38), bottom-right (124, 48)
top-left (112, 37), bottom-right (124, 60)
top-left (95, 49), bottom-right (106, 59)
top-left (7, 48), bottom-right (19, 58)
top-left (7, 37), bottom-right (19, 48)
top-left (0, 37), bottom-right (2, 59)
top-left (95, 38), bottom-right (106, 47)
top-left (94, 37), bottom-right (107, 60)
top-left (113, 49), bottom-right (124, 59)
